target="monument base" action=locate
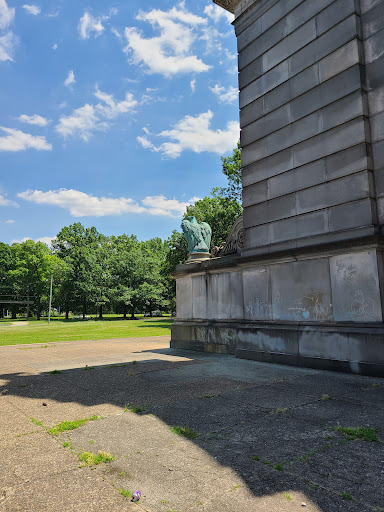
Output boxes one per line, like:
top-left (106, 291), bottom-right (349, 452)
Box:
top-left (171, 320), bottom-right (384, 377)
top-left (171, 238), bottom-right (384, 377)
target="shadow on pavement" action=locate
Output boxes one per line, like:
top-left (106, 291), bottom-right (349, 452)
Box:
top-left (1, 349), bottom-right (383, 512)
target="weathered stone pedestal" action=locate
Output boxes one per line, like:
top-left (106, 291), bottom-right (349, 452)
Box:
top-left (171, 0), bottom-right (384, 376)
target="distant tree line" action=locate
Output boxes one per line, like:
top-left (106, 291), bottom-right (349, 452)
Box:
top-left (0, 144), bottom-right (242, 320)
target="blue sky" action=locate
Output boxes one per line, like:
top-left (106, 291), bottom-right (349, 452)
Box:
top-left (0, 0), bottom-right (239, 245)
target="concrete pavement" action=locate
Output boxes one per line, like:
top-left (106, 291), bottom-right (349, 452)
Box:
top-left (0, 336), bottom-right (383, 511)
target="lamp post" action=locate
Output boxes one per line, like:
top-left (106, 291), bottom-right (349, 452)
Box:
top-left (48, 275), bottom-right (53, 324)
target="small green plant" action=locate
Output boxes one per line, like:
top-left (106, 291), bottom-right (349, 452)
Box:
top-left (30, 418), bottom-right (43, 427)
top-left (124, 403), bottom-right (144, 414)
top-left (252, 455), bottom-right (260, 461)
top-left (341, 491), bottom-right (352, 500)
top-left (230, 484), bottom-right (241, 491)
top-left (48, 415), bottom-right (98, 435)
top-left (309, 483), bottom-right (319, 490)
top-left (321, 394), bottom-right (332, 401)
top-left (131, 360), bottom-right (138, 365)
top-left (119, 488), bottom-right (133, 498)
top-left (118, 471), bottom-right (126, 477)
top-left (62, 441), bottom-right (73, 449)
top-left (78, 450), bottom-right (115, 466)
top-left (202, 393), bottom-right (220, 399)
top-left (283, 493), bottom-right (292, 501)
top-left (170, 426), bottom-right (199, 439)
top-left (49, 370), bottom-right (62, 375)
top-left (160, 499), bottom-right (169, 504)
top-left (371, 382), bottom-right (380, 388)
top-left (333, 426), bottom-right (379, 442)
top-left (83, 365), bottom-right (94, 371)
top-left (274, 407), bottom-right (288, 414)
top-left (274, 464), bottom-right (284, 471)
top-left (126, 371), bottom-right (136, 377)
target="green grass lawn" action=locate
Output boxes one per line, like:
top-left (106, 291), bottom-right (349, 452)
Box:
top-left (0, 316), bottom-right (173, 346)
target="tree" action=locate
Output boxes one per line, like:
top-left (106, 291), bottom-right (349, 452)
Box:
top-left (9, 240), bottom-right (60, 320)
top-left (217, 141), bottom-right (242, 202)
top-left (52, 223), bottom-right (112, 318)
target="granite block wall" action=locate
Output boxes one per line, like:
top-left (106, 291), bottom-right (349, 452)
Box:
top-left (236, 0), bottom-right (380, 256)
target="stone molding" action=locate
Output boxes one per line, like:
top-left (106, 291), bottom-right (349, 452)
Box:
top-left (211, 215), bottom-right (244, 257)
top-left (212, 0), bottom-right (241, 13)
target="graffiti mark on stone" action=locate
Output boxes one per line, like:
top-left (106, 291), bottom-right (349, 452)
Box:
top-left (346, 290), bottom-right (376, 321)
top-left (287, 293), bottom-right (330, 321)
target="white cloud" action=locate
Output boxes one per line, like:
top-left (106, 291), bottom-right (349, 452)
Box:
top-left (5, 219), bottom-right (15, 223)
top-left (55, 89), bottom-right (137, 141)
top-left (0, 127), bottom-right (52, 151)
top-left (190, 79), bottom-right (196, 92)
top-left (0, 31), bottom-right (15, 61)
top-left (78, 12), bottom-right (105, 39)
top-left (124, 3), bottom-right (210, 77)
top-left (0, 0), bottom-right (14, 30)
top-left (0, 1), bottom-right (16, 62)
top-left (18, 114), bottom-right (49, 126)
top-left (78, 9), bottom-right (117, 40)
top-left (141, 195), bottom-right (200, 217)
top-left (94, 88), bottom-right (137, 118)
top-left (210, 83), bottom-right (238, 104)
top-left (22, 5), bottom-right (41, 15)
top-left (10, 236), bottom-right (53, 246)
top-left (0, 194), bottom-right (18, 207)
top-left (204, 4), bottom-right (234, 24)
top-left (18, 188), bottom-right (197, 218)
top-left (64, 69), bottom-right (75, 87)
top-left (52, 43), bottom-right (57, 50)
top-left (137, 110), bottom-right (239, 158)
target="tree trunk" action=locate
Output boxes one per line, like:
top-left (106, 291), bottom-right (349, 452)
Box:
top-left (130, 307), bottom-right (135, 319)
top-left (123, 304), bottom-right (127, 319)
top-left (36, 296), bottom-right (41, 320)
top-left (11, 306), bottom-right (16, 319)
top-left (99, 305), bottom-right (103, 319)
top-left (82, 298), bottom-right (86, 319)
top-left (65, 309), bottom-right (69, 320)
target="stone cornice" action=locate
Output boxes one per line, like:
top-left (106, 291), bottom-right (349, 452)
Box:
top-left (212, 0), bottom-right (241, 13)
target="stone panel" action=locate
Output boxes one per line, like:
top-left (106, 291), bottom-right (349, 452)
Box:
top-left (330, 251), bottom-right (382, 322)
top-left (208, 273), bottom-right (231, 320)
top-left (296, 171), bottom-right (372, 215)
top-left (324, 143), bottom-right (370, 180)
top-left (361, 0), bottom-right (384, 38)
top-left (230, 271), bottom-right (244, 319)
top-left (328, 198), bottom-right (377, 231)
top-left (293, 117), bottom-right (368, 167)
top-left (242, 267), bottom-right (272, 320)
top-left (244, 193), bottom-right (296, 228)
top-left (271, 258), bottom-right (333, 322)
top-left (176, 278), bottom-right (192, 319)
top-left (363, 27), bottom-right (384, 64)
top-left (192, 276), bottom-right (207, 319)
top-left (242, 148), bottom-right (293, 187)
top-left (270, 210), bottom-right (329, 244)
top-left (289, 16), bottom-right (359, 78)
top-left (268, 160), bottom-right (326, 199)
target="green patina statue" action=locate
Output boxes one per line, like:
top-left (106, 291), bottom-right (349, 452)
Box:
top-left (181, 216), bottom-right (212, 254)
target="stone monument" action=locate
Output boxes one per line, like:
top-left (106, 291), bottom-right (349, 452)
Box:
top-left (171, 0), bottom-right (384, 376)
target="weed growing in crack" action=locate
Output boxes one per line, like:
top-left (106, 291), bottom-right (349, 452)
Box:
top-left (170, 426), bottom-right (199, 439)
top-left (78, 451), bottom-right (115, 466)
top-left (30, 418), bottom-right (43, 427)
top-left (48, 415), bottom-right (98, 435)
top-left (321, 394), bottom-right (332, 401)
top-left (333, 426), bottom-right (379, 442)
top-left (341, 491), bottom-right (352, 500)
top-left (119, 488), bottom-right (133, 498)
top-left (124, 404), bottom-right (144, 414)
top-left (49, 370), bottom-right (62, 375)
